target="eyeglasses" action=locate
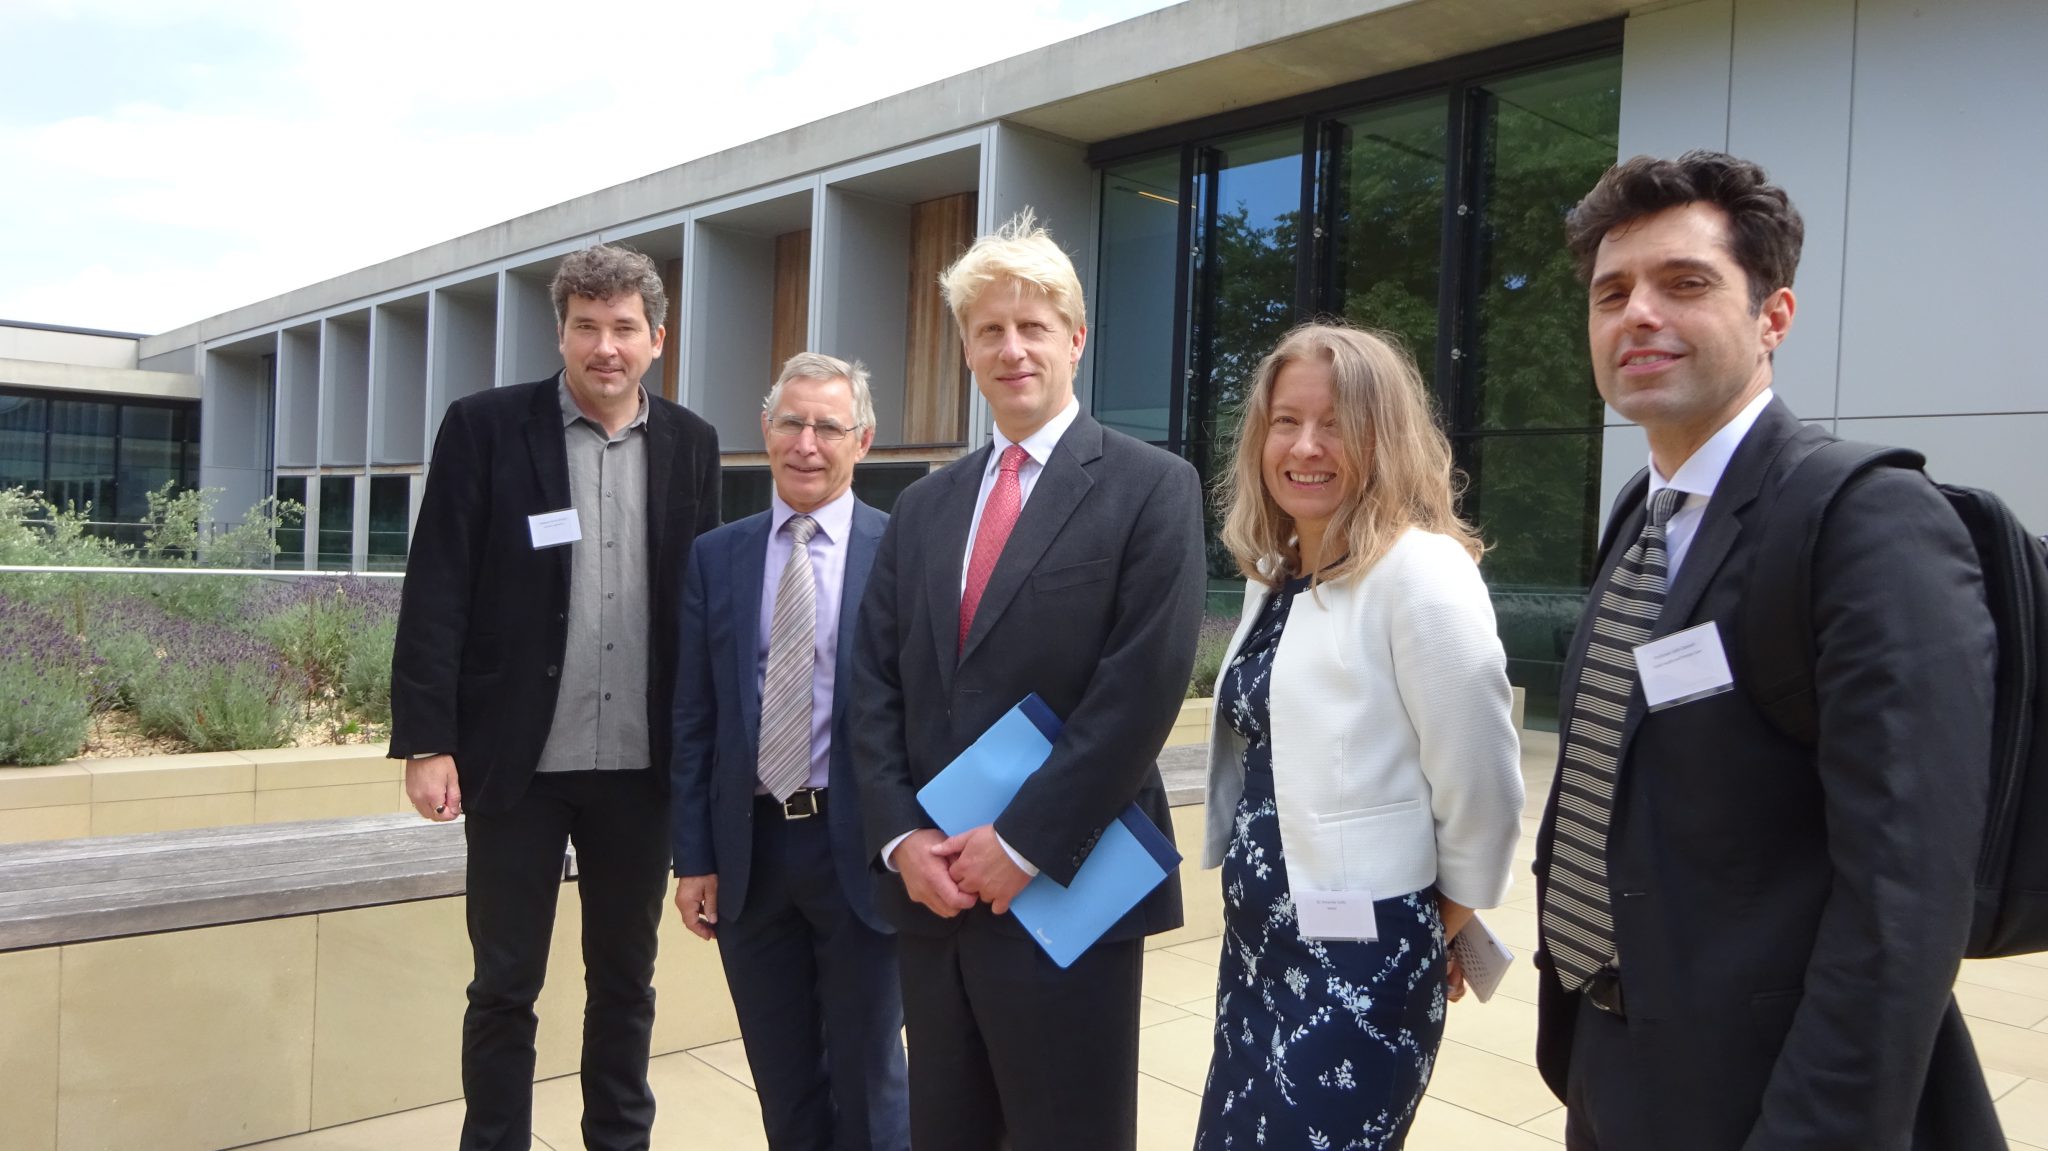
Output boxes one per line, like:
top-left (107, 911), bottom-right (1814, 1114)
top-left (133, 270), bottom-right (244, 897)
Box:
top-left (767, 415), bottom-right (860, 441)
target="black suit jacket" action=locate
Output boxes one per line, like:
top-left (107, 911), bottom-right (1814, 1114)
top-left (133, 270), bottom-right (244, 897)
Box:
top-left (389, 376), bottom-right (721, 814)
top-left (1532, 399), bottom-right (2001, 1148)
top-left (850, 411), bottom-right (1205, 941)
top-left (670, 499), bottom-right (889, 934)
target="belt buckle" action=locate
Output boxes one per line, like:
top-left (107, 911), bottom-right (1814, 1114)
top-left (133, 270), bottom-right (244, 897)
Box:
top-left (780, 789), bottom-right (820, 820)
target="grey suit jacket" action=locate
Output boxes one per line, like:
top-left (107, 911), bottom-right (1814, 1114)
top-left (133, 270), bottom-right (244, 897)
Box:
top-left (850, 410), bottom-right (1206, 940)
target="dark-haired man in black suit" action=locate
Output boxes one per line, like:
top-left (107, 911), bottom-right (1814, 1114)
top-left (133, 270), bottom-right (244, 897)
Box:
top-left (390, 243), bottom-right (720, 1151)
top-left (1531, 152), bottom-right (2001, 1150)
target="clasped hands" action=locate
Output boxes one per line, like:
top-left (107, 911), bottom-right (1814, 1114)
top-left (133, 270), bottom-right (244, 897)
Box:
top-left (891, 825), bottom-right (1031, 918)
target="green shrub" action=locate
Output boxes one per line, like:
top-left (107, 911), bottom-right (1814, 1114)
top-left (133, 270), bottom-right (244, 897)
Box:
top-left (137, 660), bottom-right (300, 752)
top-left (341, 614), bottom-right (397, 724)
top-left (1188, 613), bottom-right (1238, 699)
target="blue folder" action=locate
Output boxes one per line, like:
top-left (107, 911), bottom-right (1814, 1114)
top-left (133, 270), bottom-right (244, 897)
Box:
top-left (916, 694), bottom-right (1182, 968)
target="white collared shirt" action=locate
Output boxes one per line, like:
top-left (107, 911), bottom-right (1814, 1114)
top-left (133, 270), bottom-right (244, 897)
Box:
top-left (1648, 388), bottom-right (1774, 579)
top-left (960, 398), bottom-right (1082, 593)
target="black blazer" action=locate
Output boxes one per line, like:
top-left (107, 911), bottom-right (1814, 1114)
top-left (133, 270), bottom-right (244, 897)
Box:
top-left (670, 499), bottom-right (889, 933)
top-left (1531, 399), bottom-right (2001, 1148)
top-left (389, 376), bottom-right (721, 814)
top-left (850, 411), bottom-right (1206, 941)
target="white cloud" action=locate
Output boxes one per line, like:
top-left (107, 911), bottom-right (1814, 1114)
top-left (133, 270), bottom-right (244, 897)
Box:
top-left (0, 0), bottom-right (1175, 334)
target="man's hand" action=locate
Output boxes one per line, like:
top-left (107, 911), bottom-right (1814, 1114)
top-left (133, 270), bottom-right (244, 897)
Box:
top-left (891, 828), bottom-right (976, 918)
top-left (404, 754), bottom-right (462, 821)
top-left (941, 824), bottom-right (1032, 915)
top-left (674, 875), bottom-right (719, 941)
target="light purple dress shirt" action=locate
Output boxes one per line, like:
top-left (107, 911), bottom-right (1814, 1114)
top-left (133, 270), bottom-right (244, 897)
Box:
top-left (756, 489), bottom-right (856, 793)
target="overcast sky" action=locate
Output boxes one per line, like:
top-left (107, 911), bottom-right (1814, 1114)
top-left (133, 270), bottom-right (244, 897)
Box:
top-left (0, 0), bottom-right (1179, 336)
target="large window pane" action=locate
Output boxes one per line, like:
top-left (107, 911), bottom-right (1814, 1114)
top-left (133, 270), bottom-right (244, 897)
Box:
top-left (1461, 430), bottom-right (1604, 728)
top-left (1189, 126), bottom-right (1303, 573)
top-left (46, 400), bottom-right (116, 516)
top-left (1460, 55), bottom-right (1621, 432)
top-left (721, 467), bottom-right (772, 523)
top-left (1327, 95), bottom-right (1449, 384)
top-left (1094, 152), bottom-right (1183, 444)
top-left (0, 394), bottom-right (45, 492)
top-left (117, 404), bottom-right (184, 521)
top-left (368, 475), bottom-right (411, 572)
top-left (318, 475), bottom-right (354, 571)
top-left (275, 476), bottom-right (307, 569)
top-left (850, 463), bottom-right (927, 515)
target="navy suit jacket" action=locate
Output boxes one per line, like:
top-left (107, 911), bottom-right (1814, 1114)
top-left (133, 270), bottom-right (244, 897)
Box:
top-left (670, 498), bottom-right (889, 934)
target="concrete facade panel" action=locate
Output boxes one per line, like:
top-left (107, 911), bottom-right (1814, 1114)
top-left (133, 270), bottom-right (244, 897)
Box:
top-left (1617, 0), bottom-right (1731, 158)
top-left (1836, 0), bottom-right (2048, 418)
top-left (1838, 413), bottom-right (2048, 533)
top-left (818, 189), bottom-right (911, 446)
top-left (1726, 0), bottom-right (1854, 421)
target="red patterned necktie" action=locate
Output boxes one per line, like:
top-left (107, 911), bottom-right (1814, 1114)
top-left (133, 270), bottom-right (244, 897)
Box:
top-left (960, 445), bottom-right (1028, 652)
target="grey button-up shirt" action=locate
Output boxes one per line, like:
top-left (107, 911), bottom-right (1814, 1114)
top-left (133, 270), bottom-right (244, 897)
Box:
top-left (535, 378), bottom-right (652, 774)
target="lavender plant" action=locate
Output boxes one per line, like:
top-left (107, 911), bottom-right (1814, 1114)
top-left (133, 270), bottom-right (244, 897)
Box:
top-left (0, 594), bottom-right (97, 765)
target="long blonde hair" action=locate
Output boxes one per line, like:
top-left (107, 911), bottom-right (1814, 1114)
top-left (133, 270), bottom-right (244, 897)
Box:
top-left (1217, 323), bottom-right (1481, 588)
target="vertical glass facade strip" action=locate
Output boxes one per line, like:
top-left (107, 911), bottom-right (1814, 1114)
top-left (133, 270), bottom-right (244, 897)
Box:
top-left (1458, 56), bottom-right (1622, 434)
top-left (317, 475), bottom-right (354, 571)
top-left (367, 475), bottom-right (411, 572)
top-left (0, 394), bottom-right (46, 492)
top-left (1093, 152), bottom-right (1184, 445)
top-left (1325, 95), bottom-right (1451, 385)
top-left (46, 399), bottom-right (117, 516)
top-left (275, 476), bottom-right (307, 569)
top-left (1187, 127), bottom-right (1304, 579)
top-left (116, 404), bottom-right (183, 522)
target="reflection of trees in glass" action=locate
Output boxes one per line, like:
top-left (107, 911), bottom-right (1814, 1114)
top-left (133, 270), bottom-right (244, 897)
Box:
top-left (1460, 58), bottom-right (1621, 590)
top-left (1332, 98), bottom-right (1447, 387)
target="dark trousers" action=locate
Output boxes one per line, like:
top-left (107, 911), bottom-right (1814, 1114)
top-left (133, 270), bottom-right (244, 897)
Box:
top-left (717, 797), bottom-right (909, 1151)
top-left (896, 925), bottom-right (1145, 1151)
top-left (461, 769), bottom-right (669, 1151)
top-left (1564, 988), bottom-right (1652, 1151)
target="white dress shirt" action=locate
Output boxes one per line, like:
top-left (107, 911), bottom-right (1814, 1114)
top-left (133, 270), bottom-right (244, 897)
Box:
top-left (884, 399), bottom-right (1083, 877)
top-left (1649, 388), bottom-right (1775, 579)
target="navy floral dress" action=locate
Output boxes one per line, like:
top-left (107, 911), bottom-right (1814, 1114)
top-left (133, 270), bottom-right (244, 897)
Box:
top-left (1194, 574), bottom-right (1447, 1151)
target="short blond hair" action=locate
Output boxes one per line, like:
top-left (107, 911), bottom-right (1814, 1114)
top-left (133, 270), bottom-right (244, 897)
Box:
top-left (1218, 323), bottom-right (1481, 588)
top-left (763, 352), bottom-right (875, 429)
top-left (938, 208), bottom-right (1086, 333)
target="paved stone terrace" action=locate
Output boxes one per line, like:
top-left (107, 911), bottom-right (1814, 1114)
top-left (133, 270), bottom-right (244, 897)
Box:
top-left (238, 732), bottom-right (2048, 1150)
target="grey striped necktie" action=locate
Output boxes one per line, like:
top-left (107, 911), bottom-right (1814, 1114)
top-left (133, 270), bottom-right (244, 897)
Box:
top-left (758, 514), bottom-right (818, 802)
top-left (1541, 486), bottom-right (1686, 991)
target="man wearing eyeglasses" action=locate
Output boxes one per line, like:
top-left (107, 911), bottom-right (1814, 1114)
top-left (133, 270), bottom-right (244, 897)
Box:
top-left (669, 352), bottom-right (907, 1151)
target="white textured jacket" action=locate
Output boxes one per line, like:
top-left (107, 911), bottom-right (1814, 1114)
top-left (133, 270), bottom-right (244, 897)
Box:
top-left (1200, 528), bottom-right (1524, 911)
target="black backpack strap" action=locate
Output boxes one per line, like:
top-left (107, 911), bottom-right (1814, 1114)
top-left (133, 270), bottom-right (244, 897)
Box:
top-left (1741, 439), bottom-right (1927, 745)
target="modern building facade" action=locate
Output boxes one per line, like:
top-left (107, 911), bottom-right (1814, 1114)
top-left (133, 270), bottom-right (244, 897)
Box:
top-left (113, 0), bottom-right (2046, 723)
top-left (0, 321), bottom-right (202, 542)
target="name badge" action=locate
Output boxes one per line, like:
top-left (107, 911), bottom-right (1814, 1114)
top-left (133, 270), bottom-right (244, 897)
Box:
top-left (1633, 621), bottom-right (1736, 711)
top-left (1295, 889), bottom-right (1378, 942)
top-left (528, 509), bottom-right (582, 549)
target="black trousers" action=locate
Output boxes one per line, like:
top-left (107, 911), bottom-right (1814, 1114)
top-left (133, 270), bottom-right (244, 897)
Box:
top-left (717, 797), bottom-right (909, 1151)
top-left (460, 768), bottom-right (669, 1151)
top-left (1564, 987), bottom-right (1652, 1151)
top-left (896, 925), bottom-right (1145, 1151)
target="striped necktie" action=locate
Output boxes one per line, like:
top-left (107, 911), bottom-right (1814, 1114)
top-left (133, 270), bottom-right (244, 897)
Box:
top-left (1541, 486), bottom-right (1686, 991)
top-left (758, 514), bottom-right (818, 802)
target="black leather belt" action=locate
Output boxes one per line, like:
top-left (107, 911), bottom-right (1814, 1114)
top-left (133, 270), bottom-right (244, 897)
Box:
top-left (758, 788), bottom-right (826, 820)
top-left (1584, 967), bottom-right (1626, 1017)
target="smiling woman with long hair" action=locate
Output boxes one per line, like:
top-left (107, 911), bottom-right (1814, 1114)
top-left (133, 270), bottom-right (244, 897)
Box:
top-left (1193, 322), bottom-right (1524, 1150)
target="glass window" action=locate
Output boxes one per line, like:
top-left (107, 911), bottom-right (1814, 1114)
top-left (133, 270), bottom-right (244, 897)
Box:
top-left (46, 400), bottom-right (116, 517)
top-left (116, 404), bottom-right (184, 521)
top-left (1188, 126), bottom-right (1304, 575)
top-left (720, 467), bottom-right (772, 524)
top-left (850, 463), bottom-right (927, 515)
top-left (318, 475), bottom-right (354, 571)
top-left (275, 476), bottom-right (307, 569)
top-left (1093, 151), bottom-right (1183, 444)
top-left (1458, 56), bottom-right (1623, 434)
top-left (0, 394), bottom-right (45, 493)
top-left (368, 475), bottom-right (411, 571)
top-left (1326, 95), bottom-right (1450, 384)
